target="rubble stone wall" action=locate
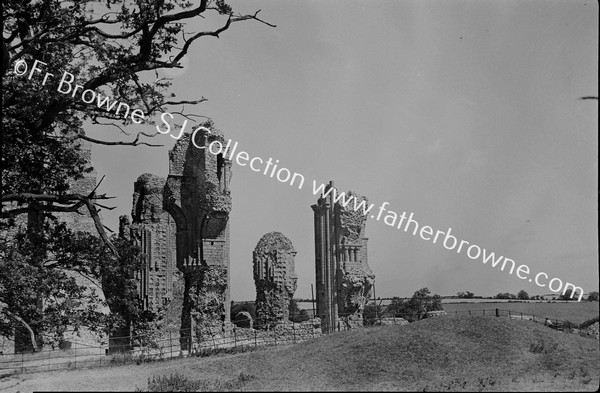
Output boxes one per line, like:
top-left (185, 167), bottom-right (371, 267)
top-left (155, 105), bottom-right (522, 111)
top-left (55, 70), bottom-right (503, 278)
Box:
top-left (253, 232), bottom-right (298, 327)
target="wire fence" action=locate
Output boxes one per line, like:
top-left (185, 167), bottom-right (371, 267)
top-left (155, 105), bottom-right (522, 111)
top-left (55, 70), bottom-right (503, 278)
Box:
top-left (0, 320), bottom-right (322, 376)
top-left (438, 308), bottom-right (593, 332)
top-left (434, 308), bottom-right (589, 333)
top-left (2, 308), bottom-right (595, 376)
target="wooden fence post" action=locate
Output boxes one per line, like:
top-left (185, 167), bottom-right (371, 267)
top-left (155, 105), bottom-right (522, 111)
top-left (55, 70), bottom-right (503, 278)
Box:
top-left (495, 308), bottom-right (499, 317)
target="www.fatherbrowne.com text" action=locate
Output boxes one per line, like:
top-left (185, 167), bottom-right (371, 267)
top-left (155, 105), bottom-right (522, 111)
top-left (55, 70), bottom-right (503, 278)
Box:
top-left (12, 59), bottom-right (585, 301)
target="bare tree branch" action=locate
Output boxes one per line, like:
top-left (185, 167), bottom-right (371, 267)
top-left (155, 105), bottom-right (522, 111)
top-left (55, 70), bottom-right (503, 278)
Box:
top-left (2, 193), bottom-right (118, 256)
top-left (77, 133), bottom-right (163, 147)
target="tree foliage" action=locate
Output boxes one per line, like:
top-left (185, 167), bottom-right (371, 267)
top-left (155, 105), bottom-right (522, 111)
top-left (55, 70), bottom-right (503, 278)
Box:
top-left (386, 288), bottom-right (443, 322)
top-left (1, 0), bottom-right (272, 350)
top-left (495, 292), bottom-right (516, 300)
top-left (517, 290), bottom-right (529, 300)
top-left (457, 291), bottom-right (475, 299)
top-left (559, 289), bottom-right (581, 301)
top-left (0, 219), bottom-right (147, 350)
top-left (363, 303), bottom-right (385, 326)
top-left (2, 0), bottom-right (273, 246)
top-left (288, 298), bottom-right (310, 323)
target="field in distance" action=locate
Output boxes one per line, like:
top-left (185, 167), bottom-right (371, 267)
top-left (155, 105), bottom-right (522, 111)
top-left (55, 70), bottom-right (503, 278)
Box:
top-left (442, 301), bottom-right (599, 324)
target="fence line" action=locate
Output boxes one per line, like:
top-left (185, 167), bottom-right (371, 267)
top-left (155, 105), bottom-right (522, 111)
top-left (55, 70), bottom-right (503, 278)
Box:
top-left (2, 308), bottom-right (594, 376)
top-left (0, 320), bottom-right (321, 376)
top-left (445, 308), bottom-right (587, 331)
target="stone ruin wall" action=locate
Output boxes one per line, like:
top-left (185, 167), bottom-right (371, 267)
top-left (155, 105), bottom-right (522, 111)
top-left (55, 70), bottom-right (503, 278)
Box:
top-left (192, 318), bottom-right (323, 351)
top-left (335, 190), bottom-right (375, 328)
top-left (128, 174), bottom-right (181, 315)
top-left (127, 127), bottom-right (232, 350)
top-left (313, 182), bottom-right (375, 332)
top-left (253, 232), bottom-right (298, 327)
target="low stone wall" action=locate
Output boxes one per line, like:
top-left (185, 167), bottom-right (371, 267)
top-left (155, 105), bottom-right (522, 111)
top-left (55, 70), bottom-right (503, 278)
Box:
top-left (192, 318), bottom-right (323, 351)
top-left (376, 317), bottom-right (409, 326)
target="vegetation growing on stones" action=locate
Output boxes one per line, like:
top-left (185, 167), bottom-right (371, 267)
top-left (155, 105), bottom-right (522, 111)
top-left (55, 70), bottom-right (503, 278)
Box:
top-left (1, 0), bottom-right (272, 352)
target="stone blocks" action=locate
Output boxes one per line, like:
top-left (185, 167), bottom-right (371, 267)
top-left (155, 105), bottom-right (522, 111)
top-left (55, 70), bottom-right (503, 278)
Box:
top-left (253, 232), bottom-right (298, 328)
top-left (312, 181), bottom-right (375, 332)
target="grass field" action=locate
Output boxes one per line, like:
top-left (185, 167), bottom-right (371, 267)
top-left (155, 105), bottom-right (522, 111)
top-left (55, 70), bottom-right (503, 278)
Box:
top-left (1, 315), bottom-right (598, 391)
top-left (442, 301), bottom-right (599, 324)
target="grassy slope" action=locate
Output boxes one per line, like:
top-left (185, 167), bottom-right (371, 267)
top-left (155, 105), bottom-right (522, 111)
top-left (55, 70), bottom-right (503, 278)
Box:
top-left (443, 301), bottom-right (600, 324)
top-left (2, 316), bottom-right (598, 391)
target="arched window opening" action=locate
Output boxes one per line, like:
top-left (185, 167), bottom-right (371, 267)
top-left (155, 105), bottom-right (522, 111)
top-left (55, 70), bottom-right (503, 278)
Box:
top-left (217, 153), bottom-right (224, 184)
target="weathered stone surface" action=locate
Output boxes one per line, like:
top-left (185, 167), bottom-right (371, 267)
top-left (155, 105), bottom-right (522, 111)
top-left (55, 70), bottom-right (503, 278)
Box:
top-left (312, 182), bottom-right (375, 332)
top-left (128, 123), bottom-right (233, 350)
top-left (586, 322), bottom-right (599, 340)
top-left (191, 318), bottom-right (322, 351)
top-left (128, 174), bottom-right (179, 312)
top-left (253, 232), bottom-right (298, 328)
top-left (233, 312), bottom-right (253, 328)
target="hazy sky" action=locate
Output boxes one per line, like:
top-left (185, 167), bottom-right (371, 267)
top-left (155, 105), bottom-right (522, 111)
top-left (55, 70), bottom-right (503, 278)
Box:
top-left (88, 0), bottom-right (598, 301)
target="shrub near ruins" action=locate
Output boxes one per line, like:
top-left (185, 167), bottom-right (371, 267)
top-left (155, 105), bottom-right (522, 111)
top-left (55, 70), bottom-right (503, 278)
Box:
top-left (386, 288), bottom-right (443, 322)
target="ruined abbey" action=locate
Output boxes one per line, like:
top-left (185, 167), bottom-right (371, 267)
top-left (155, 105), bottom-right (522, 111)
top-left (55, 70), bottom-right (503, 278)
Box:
top-left (125, 126), bottom-right (232, 348)
top-left (1, 121), bottom-right (379, 355)
top-left (312, 182), bottom-right (375, 332)
top-left (124, 130), bottom-right (376, 341)
top-left (0, 123), bottom-right (377, 355)
top-left (253, 232), bottom-right (298, 327)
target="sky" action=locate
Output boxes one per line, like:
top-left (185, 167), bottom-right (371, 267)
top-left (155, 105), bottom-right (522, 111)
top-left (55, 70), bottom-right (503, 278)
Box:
top-left (87, 0), bottom-right (598, 301)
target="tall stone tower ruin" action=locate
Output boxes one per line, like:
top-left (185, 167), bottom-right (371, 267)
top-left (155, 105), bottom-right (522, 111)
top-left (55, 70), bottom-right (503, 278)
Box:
top-left (129, 173), bottom-right (178, 312)
top-left (253, 232), bottom-right (298, 327)
top-left (129, 126), bottom-right (232, 349)
top-left (312, 181), bottom-right (375, 332)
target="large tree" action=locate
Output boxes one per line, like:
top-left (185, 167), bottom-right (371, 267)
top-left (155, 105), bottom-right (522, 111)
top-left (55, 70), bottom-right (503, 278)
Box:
top-left (517, 289), bottom-right (529, 300)
top-left (2, 0), bottom-right (273, 244)
top-left (1, 0), bottom-right (272, 351)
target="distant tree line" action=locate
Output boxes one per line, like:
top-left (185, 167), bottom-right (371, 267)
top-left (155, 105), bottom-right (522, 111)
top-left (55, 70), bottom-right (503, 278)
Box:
top-left (230, 288), bottom-right (599, 331)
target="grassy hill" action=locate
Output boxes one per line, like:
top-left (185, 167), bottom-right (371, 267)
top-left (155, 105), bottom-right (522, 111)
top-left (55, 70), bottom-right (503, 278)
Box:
top-left (2, 315), bottom-right (598, 391)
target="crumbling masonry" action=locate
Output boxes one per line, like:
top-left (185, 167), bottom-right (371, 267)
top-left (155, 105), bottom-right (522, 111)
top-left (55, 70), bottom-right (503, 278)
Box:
top-left (128, 127), bottom-right (232, 349)
top-left (312, 181), bottom-right (375, 332)
top-left (253, 232), bottom-right (298, 327)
